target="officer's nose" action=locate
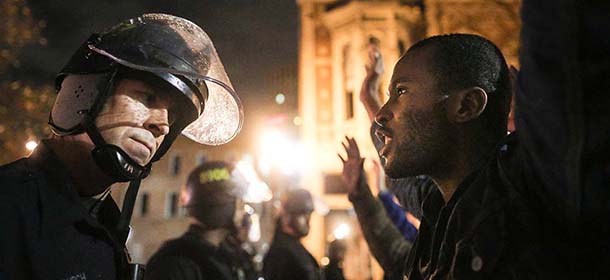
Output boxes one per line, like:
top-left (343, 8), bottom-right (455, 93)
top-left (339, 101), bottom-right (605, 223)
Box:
top-left (144, 108), bottom-right (170, 138)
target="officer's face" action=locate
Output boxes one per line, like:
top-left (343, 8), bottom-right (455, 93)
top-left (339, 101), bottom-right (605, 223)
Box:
top-left (290, 212), bottom-right (312, 238)
top-left (95, 79), bottom-right (173, 165)
top-left (232, 198), bottom-right (246, 231)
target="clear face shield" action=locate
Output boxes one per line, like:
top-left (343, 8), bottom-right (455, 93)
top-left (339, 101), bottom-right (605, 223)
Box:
top-left (88, 13), bottom-right (243, 145)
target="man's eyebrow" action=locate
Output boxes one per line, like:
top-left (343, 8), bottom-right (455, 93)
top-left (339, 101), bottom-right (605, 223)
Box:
top-left (389, 78), bottom-right (414, 90)
top-left (393, 78), bottom-right (414, 84)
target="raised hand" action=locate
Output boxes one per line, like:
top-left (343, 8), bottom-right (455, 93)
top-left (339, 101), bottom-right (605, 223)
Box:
top-left (338, 136), bottom-right (365, 196)
top-left (360, 40), bottom-right (384, 121)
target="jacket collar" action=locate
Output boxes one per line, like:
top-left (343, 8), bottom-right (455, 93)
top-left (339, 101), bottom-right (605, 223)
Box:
top-left (25, 140), bottom-right (120, 237)
top-left (421, 171), bottom-right (477, 226)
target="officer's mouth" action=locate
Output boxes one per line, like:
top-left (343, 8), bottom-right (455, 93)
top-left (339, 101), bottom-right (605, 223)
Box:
top-left (129, 137), bottom-right (154, 159)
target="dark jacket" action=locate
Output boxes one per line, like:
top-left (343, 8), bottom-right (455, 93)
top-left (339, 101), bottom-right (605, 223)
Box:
top-left (145, 225), bottom-right (234, 280)
top-left (404, 136), bottom-right (550, 279)
top-left (263, 229), bottom-right (321, 280)
top-left (0, 141), bottom-right (128, 279)
top-left (323, 260), bottom-right (345, 280)
top-left (218, 235), bottom-right (259, 280)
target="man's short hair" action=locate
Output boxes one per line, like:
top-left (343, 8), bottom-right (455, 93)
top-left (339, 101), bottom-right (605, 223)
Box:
top-left (408, 34), bottom-right (512, 137)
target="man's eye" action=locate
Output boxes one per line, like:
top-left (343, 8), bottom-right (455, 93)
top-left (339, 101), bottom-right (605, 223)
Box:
top-left (396, 88), bottom-right (407, 96)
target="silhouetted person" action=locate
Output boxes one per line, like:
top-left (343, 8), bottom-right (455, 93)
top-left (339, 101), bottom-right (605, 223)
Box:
top-left (323, 239), bottom-right (347, 280)
top-left (263, 189), bottom-right (321, 280)
top-left (146, 161), bottom-right (248, 280)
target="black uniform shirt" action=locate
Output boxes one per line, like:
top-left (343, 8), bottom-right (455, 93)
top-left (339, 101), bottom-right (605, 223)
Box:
top-left (263, 229), bottom-right (321, 280)
top-left (0, 141), bottom-right (127, 279)
top-left (145, 224), bottom-right (234, 280)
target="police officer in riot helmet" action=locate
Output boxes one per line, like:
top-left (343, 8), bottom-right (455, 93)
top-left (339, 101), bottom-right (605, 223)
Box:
top-left (0, 14), bottom-right (242, 279)
top-left (145, 161), bottom-right (248, 280)
top-left (263, 189), bottom-right (321, 280)
top-left (218, 210), bottom-right (260, 280)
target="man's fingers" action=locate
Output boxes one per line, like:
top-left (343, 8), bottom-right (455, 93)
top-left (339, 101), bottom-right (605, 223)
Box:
top-left (341, 141), bottom-right (349, 154)
top-left (348, 137), bottom-right (361, 157)
top-left (338, 153), bottom-right (346, 164)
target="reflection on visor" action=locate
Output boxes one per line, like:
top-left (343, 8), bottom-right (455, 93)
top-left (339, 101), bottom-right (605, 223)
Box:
top-left (88, 45), bottom-right (243, 145)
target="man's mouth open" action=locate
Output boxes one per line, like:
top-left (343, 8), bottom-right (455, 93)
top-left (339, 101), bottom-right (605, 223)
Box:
top-left (376, 127), bottom-right (393, 158)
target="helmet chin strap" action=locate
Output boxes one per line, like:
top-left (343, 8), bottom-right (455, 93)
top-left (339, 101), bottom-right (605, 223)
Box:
top-left (80, 112), bottom-right (152, 244)
top-left (80, 112), bottom-right (151, 182)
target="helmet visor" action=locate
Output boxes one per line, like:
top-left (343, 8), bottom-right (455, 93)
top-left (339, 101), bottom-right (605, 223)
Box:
top-left (88, 13), bottom-right (243, 145)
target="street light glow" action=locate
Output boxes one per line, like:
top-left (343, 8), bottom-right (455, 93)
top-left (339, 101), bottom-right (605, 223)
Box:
top-left (293, 116), bottom-right (303, 126)
top-left (235, 160), bottom-right (273, 203)
top-left (258, 129), bottom-right (310, 176)
top-left (248, 213), bottom-right (262, 242)
top-left (25, 141), bottom-right (38, 151)
top-left (333, 223), bottom-right (350, 240)
top-left (275, 93), bottom-right (286, 105)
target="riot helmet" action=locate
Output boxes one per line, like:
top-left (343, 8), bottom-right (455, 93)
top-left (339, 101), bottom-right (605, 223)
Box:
top-left (181, 161), bottom-right (248, 230)
top-left (50, 13), bottom-right (243, 182)
top-left (282, 188), bottom-right (315, 215)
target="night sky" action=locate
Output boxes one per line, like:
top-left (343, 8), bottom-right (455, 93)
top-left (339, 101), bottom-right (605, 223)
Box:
top-left (17, 0), bottom-right (299, 148)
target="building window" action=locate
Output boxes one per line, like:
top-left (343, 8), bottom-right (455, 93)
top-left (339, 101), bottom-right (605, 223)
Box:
top-left (342, 44), bottom-right (354, 119)
top-left (324, 173), bottom-right (347, 194)
top-left (139, 192), bottom-right (149, 217)
top-left (345, 91), bottom-right (354, 119)
top-left (398, 40), bottom-right (406, 57)
top-left (196, 151), bottom-right (207, 166)
top-left (165, 192), bottom-right (179, 218)
top-left (169, 154), bottom-right (181, 176)
top-left (179, 205), bottom-right (187, 218)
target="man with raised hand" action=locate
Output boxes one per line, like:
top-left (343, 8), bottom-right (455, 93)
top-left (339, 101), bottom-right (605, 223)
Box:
top-left (341, 1), bottom-right (610, 276)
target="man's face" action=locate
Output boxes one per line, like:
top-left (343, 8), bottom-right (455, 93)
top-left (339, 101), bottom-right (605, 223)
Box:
top-left (375, 47), bottom-right (456, 179)
top-left (95, 79), bottom-right (173, 165)
top-left (288, 212), bottom-right (312, 238)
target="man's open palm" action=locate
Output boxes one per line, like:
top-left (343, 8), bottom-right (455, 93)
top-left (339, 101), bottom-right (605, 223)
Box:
top-left (338, 136), bottom-right (365, 195)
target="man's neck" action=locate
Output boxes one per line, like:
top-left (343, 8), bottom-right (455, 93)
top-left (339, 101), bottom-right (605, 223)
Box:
top-left (199, 227), bottom-right (230, 247)
top-left (46, 135), bottom-right (114, 196)
top-left (430, 142), bottom-right (492, 204)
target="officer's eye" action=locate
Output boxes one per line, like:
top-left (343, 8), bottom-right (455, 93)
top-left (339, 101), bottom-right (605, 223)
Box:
top-left (145, 93), bottom-right (157, 105)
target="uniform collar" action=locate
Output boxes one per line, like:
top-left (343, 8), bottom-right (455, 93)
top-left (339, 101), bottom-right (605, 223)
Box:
top-left (26, 140), bottom-right (120, 236)
top-left (184, 224), bottom-right (219, 253)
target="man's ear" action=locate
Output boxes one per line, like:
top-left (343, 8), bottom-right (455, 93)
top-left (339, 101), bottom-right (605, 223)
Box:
top-left (446, 87), bottom-right (488, 123)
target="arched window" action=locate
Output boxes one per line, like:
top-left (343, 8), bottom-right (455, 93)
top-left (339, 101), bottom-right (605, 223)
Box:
top-left (165, 192), bottom-right (179, 218)
top-left (342, 44), bottom-right (354, 119)
top-left (139, 192), bottom-right (149, 217)
top-left (398, 40), bottom-right (406, 57)
top-left (169, 153), bottom-right (181, 176)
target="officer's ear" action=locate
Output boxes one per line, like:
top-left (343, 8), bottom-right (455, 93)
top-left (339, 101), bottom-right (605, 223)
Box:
top-left (445, 87), bottom-right (488, 123)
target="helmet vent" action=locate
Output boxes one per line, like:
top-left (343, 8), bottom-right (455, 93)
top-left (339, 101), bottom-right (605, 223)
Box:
top-left (74, 84), bottom-right (85, 98)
